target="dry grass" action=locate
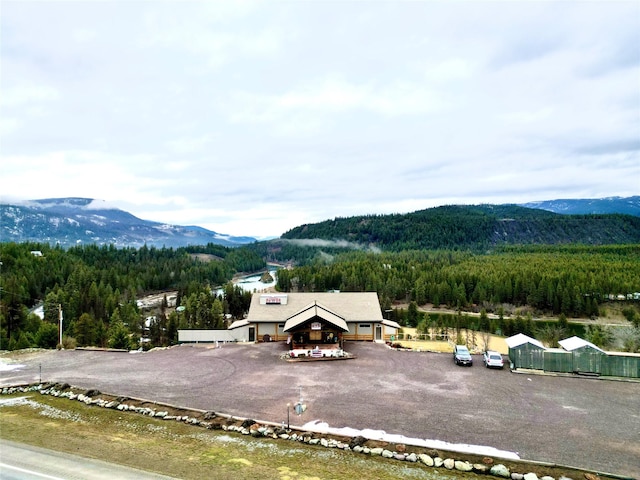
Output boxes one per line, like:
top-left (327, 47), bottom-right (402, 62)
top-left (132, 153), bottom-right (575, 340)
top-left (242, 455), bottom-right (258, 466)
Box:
top-left (0, 393), bottom-right (457, 480)
top-left (397, 328), bottom-right (509, 354)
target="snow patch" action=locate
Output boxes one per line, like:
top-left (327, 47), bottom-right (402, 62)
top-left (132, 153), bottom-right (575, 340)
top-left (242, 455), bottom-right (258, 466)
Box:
top-left (0, 362), bottom-right (26, 372)
top-left (301, 420), bottom-right (520, 460)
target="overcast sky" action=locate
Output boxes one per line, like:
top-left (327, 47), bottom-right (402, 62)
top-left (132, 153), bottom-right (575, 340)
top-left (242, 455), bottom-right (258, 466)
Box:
top-left (1, 1), bottom-right (638, 238)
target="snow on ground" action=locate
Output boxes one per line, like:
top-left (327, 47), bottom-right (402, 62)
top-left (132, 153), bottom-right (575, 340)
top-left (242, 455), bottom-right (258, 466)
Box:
top-left (0, 361), bottom-right (25, 372)
top-left (301, 420), bottom-right (520, 460)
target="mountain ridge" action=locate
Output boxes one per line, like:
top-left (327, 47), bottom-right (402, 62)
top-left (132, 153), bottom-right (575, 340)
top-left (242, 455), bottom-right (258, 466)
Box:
top-left (520, 195), bottom-right (640, 216)
top-left (0, 197), bottom-right (256, 248)
top-left (280, 202), bottom-right (640, 251)
top-left (1, 196), bottom-right (639, 249)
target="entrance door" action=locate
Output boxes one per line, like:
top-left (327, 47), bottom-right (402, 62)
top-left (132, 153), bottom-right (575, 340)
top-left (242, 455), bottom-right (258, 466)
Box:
top-left (248, 327), bottom-right (255, 342)
top-left (375, 325), bottom-right (382, 341)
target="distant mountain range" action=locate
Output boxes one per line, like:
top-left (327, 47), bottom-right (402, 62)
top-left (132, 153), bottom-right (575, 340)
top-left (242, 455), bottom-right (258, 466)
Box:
top-left (0, 198), bottom-right (256, 248)
top-left (520, 196), bottom-right (640, 216)
top-left (1, 196), bottom-right (638, 249)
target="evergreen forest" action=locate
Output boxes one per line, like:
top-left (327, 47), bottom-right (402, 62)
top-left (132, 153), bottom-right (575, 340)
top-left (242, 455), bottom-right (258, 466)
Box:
top-left (2, 205), bottom-right (640, 353)
top-left (0, 242), bottom-right (262, 351)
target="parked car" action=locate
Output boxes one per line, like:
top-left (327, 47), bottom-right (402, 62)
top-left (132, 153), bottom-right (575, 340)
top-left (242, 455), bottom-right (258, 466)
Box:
top-left (453, 345), bottom-right (473, 366)
top-left (483, 350), bottom-right (504, 369)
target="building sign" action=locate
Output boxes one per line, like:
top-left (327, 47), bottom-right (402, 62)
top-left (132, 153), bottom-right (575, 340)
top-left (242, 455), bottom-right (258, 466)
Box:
top-left (260, 294), bottom-right (288, 305)
top-left (311, 322), bottom-right (322, 330)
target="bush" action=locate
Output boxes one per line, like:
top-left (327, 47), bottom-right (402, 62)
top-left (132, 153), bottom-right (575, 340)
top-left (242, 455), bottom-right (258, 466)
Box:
top-left (36, 322), bottom-right (59, 349)
top-left (61, 336), bottom-right (77, 350)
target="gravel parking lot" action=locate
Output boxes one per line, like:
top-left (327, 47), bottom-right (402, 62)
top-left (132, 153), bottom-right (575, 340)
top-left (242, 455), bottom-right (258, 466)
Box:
top-left (1, 342), bottom-right (638, 478)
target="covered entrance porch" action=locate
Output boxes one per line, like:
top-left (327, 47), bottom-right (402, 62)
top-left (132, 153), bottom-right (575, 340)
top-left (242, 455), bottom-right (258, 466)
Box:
top-left (284, 302), bottom-right (349, 359)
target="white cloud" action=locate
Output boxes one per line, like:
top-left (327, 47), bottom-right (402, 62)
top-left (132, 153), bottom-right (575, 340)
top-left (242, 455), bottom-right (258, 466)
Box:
top-left (1, 85), bottom-right (60, 107)
top-left (1, 1), bottom-right (637, 238)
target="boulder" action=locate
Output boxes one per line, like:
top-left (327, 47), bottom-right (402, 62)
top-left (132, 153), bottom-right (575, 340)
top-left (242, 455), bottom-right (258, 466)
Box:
top-left (443, 458), bottom-right (455, 469)
top-left (406, 453), bottom-right (418, 463)
top-left (473, 464), bottom-right (489, 473)
top-left (240, 419), bottom-right (256, 429)
top-left (523, 474), bottom-right (538, 480)
top-left (381, 449), bottom-right (394, 458)
top-left (454, 461), bottom-right (473, 472)
top-left (434, 457), bottom-right (444, 468)
top-left (418, 454), bottom-right (434, 466)
top-left (490, 464), bottom-right (511, 478)
top-left (349, 435), bottom-right (367, 449)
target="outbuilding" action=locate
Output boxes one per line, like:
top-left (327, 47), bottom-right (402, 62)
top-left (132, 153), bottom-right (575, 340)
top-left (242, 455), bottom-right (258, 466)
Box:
top-left (559, 336), bottom-right (606, 374)
top-left (505, 333), bottom-right (547, 370)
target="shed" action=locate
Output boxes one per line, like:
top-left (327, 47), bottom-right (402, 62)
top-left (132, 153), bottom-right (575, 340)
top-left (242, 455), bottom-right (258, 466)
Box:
top-left (505, 333), bottom-right (547, 370)
top-left (559, 336), bottom-right (606, 374)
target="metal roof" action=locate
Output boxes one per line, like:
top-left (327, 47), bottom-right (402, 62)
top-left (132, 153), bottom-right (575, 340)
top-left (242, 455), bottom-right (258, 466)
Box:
top-left (228, 319), bottom-right (250, 330)
top-left (382, 319), bottom-right (402, 329)
top-left (505, 333), bottom-right (546, 349)
top-left (558, 336), bottom-right (605, 353)
top-left (283, 302), bottom-right (349, 332)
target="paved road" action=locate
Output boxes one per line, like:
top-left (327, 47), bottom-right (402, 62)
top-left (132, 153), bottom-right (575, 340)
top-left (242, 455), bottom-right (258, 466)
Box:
top-left (1, 343), bottom-right (638, 478)
top-left (0, 439), bottom-right (176, 480)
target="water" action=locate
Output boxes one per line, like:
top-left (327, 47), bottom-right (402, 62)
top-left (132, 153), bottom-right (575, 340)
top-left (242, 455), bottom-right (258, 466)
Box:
top-left (234, 268), bottom-right (277, 292)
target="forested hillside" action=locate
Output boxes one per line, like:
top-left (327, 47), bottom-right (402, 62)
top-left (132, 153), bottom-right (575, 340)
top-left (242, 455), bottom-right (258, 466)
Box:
top-left (281, 205), bottom-right (640, 250)
top-left (3, 203), bottom-right (640, 353)
top-left (272, 244), bottom-right (640, 351)
top-left (0, 242), bottom-right (263, 351)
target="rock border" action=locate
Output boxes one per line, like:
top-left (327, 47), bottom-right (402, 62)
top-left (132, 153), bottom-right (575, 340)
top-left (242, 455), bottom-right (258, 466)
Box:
top-left (1, 383), bottom-right (630, 480)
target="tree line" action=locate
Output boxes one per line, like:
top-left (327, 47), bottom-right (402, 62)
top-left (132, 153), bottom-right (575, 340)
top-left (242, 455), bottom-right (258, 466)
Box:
top-left (2, 240), bottom-right (639, 352)
top-left (280, 205), bottom-right (640, 250)
top-left (0, 242), bottom-right (261, 350)
top-left (274, 244), bottom-right (640, 319)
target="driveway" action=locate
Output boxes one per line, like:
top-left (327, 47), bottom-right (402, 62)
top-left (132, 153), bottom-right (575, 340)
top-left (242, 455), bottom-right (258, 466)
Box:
top-left (1, 342), bottom-right (638, 478)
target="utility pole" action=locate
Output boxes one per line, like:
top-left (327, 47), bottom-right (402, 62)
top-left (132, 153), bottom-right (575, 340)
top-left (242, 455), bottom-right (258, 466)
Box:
top-left (58, 304), bottom-right (63, 349)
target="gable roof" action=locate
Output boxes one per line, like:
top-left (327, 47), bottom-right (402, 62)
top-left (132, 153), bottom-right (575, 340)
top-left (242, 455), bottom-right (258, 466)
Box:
top-left (558, 336), bottom-right (605, 353)
top-left (283, 302), bottom-right (349, 332)
top-left (246, 292), bottom-right (383, 323)
top-left (505, 333), bottom-right (546, 349)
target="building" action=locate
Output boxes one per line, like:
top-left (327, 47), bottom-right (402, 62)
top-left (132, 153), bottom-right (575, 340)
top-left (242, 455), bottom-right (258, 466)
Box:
top-left (505, 333), bottom-right (547, 370)
top-left (228, 292), bottom-right (400, 356)
top-left (558, 336), bottom-right (606, 374)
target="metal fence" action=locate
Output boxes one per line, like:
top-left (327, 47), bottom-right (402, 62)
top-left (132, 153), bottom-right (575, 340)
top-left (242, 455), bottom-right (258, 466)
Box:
top-left (510, 345), bottom-right (640, 378)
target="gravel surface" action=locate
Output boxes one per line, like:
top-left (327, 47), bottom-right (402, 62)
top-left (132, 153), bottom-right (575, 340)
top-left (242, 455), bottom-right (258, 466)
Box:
top-left (1, 342), bottom-right (638, 478)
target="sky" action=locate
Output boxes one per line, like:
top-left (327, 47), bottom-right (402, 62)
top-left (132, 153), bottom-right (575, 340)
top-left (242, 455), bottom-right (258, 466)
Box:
top-left (1, 1), bottom-right (639, 239)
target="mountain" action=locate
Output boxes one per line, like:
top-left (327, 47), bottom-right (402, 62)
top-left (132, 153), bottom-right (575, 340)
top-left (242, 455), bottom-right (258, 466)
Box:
top-left (0, 198), bottom-right (256, 248)
top-left (520, 196), bottom-right (640, 216)
top-left (279, 204), bottom-right (640, 251)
